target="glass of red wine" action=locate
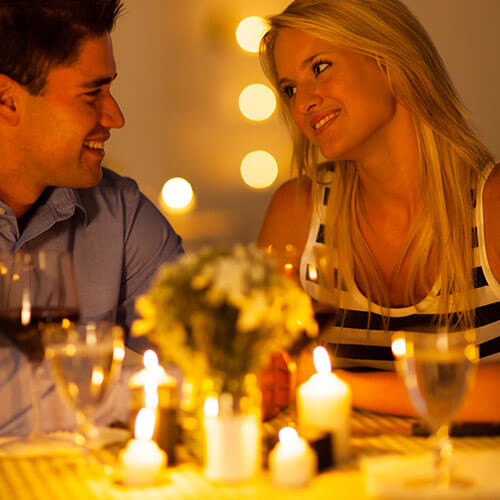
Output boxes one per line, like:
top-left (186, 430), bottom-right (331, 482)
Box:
top-left (0, 250), bottom-right (79, 451)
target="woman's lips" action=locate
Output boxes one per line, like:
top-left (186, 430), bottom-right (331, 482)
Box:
top-left (312, 109), bottom-right (341, 133)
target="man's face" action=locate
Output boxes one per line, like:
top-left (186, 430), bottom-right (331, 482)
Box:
top-left (17, 34), bottom-right (125, 192)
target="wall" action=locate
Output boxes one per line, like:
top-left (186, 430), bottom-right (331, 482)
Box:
top-left (106, 0), bottom-right (500, 252)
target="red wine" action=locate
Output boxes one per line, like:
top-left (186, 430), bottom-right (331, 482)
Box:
top-left (0, 307), bottom-right (80, 362)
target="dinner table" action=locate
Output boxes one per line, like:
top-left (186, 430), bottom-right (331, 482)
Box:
top-left (1, 408), bottom-right (500, 500)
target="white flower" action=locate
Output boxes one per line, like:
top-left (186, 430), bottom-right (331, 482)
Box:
top-left (237, 291), bottom-right (268, 332)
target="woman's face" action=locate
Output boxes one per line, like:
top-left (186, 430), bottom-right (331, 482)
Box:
top-left (274, 28), bottom-right (397, 162)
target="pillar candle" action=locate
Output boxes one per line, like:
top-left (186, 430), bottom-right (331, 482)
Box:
top-left (296, 346), bottom-right (351, 463)
top-left (129, 350), bottom-right (179, 464)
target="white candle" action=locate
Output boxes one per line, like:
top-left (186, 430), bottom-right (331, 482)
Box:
top-left (297, 346), bottom-right (351, 463)
top-left (119, 408), bottom-right (167, 486)
top-left (203, 395), bottom-right (260, 482)
top-left (269, 427), bottom-right (316, 488)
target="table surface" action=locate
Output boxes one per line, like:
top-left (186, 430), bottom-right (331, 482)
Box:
top-left (2, 410), bottom-right (500, 500)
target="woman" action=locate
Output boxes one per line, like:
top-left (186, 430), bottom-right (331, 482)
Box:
top-left (258, 0), bottom-right (500, 420)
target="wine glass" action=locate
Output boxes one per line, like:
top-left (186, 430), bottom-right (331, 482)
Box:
top-left (391, 329), bottom-right (479, 490)
top-left (44, 321), bottom-right (125, 449)
top-left (263, 244), bottom-right (301, 421)
top-left (0, 250), bottom-right (79, 447)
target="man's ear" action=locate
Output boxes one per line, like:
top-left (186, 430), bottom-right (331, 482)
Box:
top-left (0, 74), bottom-right (21, 126)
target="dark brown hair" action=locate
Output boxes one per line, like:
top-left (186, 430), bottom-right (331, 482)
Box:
top-left (0, 0), bottom-right (124, 94)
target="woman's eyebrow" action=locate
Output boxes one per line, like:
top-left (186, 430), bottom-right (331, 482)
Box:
top-left (278, 53), bottom-right (326, 86)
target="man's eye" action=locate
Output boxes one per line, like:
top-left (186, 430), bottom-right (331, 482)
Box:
top-left (280, 85), bottom-right (296, 99)
top-left (312, 61), bottom-right (331, 76)
top-left (85, 89), bottom-right (101, 98)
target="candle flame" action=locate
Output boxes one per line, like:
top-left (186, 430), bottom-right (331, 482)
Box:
top-left (143, 349), bottom-right (159, 369)
top-left (203, 396), bottom-right (219, 417)
top-left (134, 408), bottom-right (156, 440)
top-left (313, 346), bottom-right (331, 374)
top-left (278, 426), bottom-right (298, 444)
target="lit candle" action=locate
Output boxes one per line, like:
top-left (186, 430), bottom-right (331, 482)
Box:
top-left (129, 350), bottom-right (173, 402)
top-left (129, 350), bottom-right (179, 464)
top-left (203, 394), bottom-right (260, 481)
top-left (269, 427), bottom-right (316, 488)
top-left (119, 408), bottom-right (167, 486)
top-left (296, 346), bottom-right (351, 463)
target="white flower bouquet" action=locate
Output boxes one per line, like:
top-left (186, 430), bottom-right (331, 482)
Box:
top-left (132, 244), bottom-right (318, 390)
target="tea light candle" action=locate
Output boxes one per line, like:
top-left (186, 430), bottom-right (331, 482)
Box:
top-left (119, 408), bottom-right (167, 486)
top-left (297, 346), bottom-right (351, 463)
top-left (269, 427), bottom-right (316, 488)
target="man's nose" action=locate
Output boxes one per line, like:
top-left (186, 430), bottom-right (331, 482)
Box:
top-left (99, 93), bottom-right (125, 129)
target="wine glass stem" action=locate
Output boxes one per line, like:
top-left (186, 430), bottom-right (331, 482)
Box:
top-left (287, 356), bottom-right (297, 423)
top-left (434, 423), bottom-right (453, 489)
top-left (29, 361), bottom-right (43, 437)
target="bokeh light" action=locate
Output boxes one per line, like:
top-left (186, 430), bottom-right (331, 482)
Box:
top-left (239, 83), bottom-right (276, 121)
top-left (240, 150), bottom-right (278, 189)
top-left (236, 16), bottom-right (268, 53)
top-left (161, 177), bottom-right (194, 212)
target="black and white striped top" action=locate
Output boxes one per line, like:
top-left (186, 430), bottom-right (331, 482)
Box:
top-left (300, 163), bottom-right (500, 371)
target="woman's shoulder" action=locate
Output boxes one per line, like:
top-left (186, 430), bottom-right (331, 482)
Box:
top-left (257, 176), bottom-right (313, 252)
top-left (484, 162), bottom-right (500, 209)
top-left (483, 162), bottom-right (500, 282)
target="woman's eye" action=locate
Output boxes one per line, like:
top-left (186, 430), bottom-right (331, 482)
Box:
top-left (280, 85), bottom-right (296, 99)
top-left (313, 61), bottom-right (331, 76)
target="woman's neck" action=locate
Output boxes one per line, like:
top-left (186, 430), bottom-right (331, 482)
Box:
top-left (354, 103), bottom-right (421, 223)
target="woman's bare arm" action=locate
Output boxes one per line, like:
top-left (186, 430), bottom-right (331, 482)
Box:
top-left (334, 363), bottom-right (500, 422)
top-left (257, 176), bottom-right (312, 255)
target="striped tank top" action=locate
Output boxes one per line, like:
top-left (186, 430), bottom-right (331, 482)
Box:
top-left (300, 163), bottom-right (500, 371)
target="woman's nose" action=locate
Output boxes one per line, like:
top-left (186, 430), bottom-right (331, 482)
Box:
top-left (295, 83), bottom-right (322, 114)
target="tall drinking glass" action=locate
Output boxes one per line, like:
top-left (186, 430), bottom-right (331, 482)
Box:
top-left (44, 321), bottom-right (125, 449)
top-left (0, 250), bottom-right (79, 447)
top-left (391, 329), bottom-right (479, 490)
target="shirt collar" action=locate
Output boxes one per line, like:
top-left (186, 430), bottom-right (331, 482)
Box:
top-left (45, 187), bottom-right (88, 227)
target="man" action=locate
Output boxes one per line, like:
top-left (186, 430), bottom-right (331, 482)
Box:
top-left (0, 0), bottom-right (183, 434)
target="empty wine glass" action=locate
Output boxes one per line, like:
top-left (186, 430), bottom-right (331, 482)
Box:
top-left (44, 321), bottom-right (125, 449)
top-left (391, 329), bottom-right (479, 490)
top-left (0, 250), bottom-right (79, 448)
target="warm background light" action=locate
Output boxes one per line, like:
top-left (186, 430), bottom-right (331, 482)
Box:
top-left (240, 150), bottom-right (278, 189)
top-left (239, 83), bottom-right (276, 121)
top-left (161, 177), bottom-right (194, 212)
top-left (235, 16), bottom-right (268, 53)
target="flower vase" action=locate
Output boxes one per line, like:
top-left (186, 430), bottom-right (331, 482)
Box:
top-left (203, 374), bottom-right (261, 482)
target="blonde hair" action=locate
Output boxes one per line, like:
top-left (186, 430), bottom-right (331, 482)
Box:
top-left (260, 0), bottom-right (495, 329)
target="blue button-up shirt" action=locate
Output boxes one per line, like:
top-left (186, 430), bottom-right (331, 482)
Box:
top-left (0, 168), bottom-right (183, 435)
